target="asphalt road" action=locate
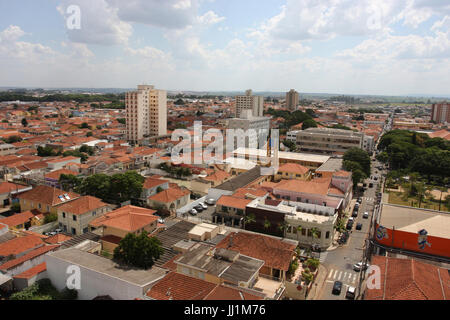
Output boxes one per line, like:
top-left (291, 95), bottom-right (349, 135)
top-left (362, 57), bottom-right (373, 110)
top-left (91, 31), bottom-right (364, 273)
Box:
top-left (317, 159), bottom-right (384, 300)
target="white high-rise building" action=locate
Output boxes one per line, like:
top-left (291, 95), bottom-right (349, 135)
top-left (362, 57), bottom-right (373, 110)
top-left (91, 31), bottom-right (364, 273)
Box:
top-left (126, 85), bottom-right (167, 142)
top-left (235, 89), bottom-right (264, 118)
top-left (286, 89), bottom-right (299, 111)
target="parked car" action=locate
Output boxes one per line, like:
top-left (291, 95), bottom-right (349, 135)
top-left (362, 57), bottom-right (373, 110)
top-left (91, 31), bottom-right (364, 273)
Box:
top-left (356, 223), bottom-right (363, 230)
top-left (189, 209), bottom-right (198, 216)
top-left (369, 183), bottom-right (374, 188)
top-left (158, 218), bottom-right (165, 224)
top-left (357, 198), bottom-right (362, 204)
top-left (194, 204), bottom-right (204, 212)
top-left (332, 281), bottom-right (343, 295)
top-left (205, 198), bottom-right (216, 205)
top-left (352, 211), bottom-right (358, 218)
top-left (346, 286), bottom-right (356, 300)
top-left (200, 203), bottom-right (208, 210)
top-left (363, 212), bottom-right (369, 219)
top-left (353, 262), bottom-right (370, 272)
top-left (346, 221), bottom-right (353, 230)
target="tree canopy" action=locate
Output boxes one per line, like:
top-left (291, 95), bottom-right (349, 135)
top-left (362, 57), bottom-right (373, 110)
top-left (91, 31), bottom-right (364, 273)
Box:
top-left (113, 231), bottom-right (164, 270)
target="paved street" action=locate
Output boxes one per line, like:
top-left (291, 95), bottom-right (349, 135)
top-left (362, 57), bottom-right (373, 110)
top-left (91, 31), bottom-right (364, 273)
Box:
top-left (316, 158), bottom-right (384, 300)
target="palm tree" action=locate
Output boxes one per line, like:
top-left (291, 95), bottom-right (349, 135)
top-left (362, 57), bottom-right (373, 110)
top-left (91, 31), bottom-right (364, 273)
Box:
top-left (263, 218), bottom-right (271, 231)
top-left (310, 227), bottom-right (320, 246)
top-left (296, 225), bottom-right (303, 242)
top-left (278, 221), bottom-right (289, 238)
top-left (243, 213), bottom-right (255, 230)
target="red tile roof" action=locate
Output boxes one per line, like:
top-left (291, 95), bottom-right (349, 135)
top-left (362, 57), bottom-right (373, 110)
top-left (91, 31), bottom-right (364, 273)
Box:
top-left (17, 185), bottom-right (80, 207)
top-left (13, 262), bottom-right (47, 279)
top-left (143, 177), bottom-right (169, 190)
top-left (148, 187), bottom-right (190, 203)
top-left (44, 234), bottom-right (72, 244)
top-left (0, 235), bottom-right (44, 257)
top-left (204, 285), bottom-right (263, 300)
top-left (216, 232), bottom-right (296, 272)
top-left (365, 256), bottom-right (449, 300)
top-left (146, 272), bottom-right (217, 300)
top-left (0, 245), bottom-right (59, 271)
top-left (277, 163), bottom-right (309, 175)
top-left (217, 195), bottom-right (253, 210)
top-left (58, 195), bottom-right (109, 215)
top-left (0, 211), bottom-right (34, 228)
top-left (0, 182), bottom-right (29, 194)
top-left (89, 205), bottom-right (157, 232)
top-left (44, 169), bottom-right (79, 180)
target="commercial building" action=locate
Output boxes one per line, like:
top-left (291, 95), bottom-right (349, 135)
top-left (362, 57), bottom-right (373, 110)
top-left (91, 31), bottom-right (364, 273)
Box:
top-left (227, 110), bottom-right (271, 148)
top-left (286, 89), bottom-right (299, 111)
top-left (431, 102), bottom-right (450, 124)
top-left (296, 128), bottom-right (365, 155)
top-left (235, 90), bottom-right (264, 118)
top-left (126, 85), bottom-right (167, 142)
top-left (374, 203), bottom-right (450, 259)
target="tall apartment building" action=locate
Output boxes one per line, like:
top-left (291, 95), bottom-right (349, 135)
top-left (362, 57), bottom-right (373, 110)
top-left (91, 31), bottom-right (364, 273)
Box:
top-left (227, 110), bottom-right (271, 148)
top-left (126, 85), bottom-right (167, 142)
top-left (286, 89), bottom-right (299, 111)
top-left (431, 102), bottom-right (450, 124)
top-left (296, 128), bottom-right (365, 155)
top-left (235, 89), bottom-right (264, 118)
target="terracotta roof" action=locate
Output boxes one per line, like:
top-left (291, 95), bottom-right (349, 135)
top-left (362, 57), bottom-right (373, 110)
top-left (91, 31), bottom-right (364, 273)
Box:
top-left (0, 211), bottom-right (34, 228)
top-left (148, 187), bottom-right (190, 203)
top-left (0, 244), bottom-right (59, 271)
top-left (217, 195), bottom-right (253, 210)
top-left (44, 234), bottom-right (72, 244)
top-left (0, 235), bottom-right (44, 257)
top-left (143, 177), bottom-right (169, 190)
top-left (233, 187), bottom-right (268, 199)
top-left (0, 182), bottom-right (29, 194)
top-left (89, 205), bottom-right (158, 232)
top-left (146, 272), bottom-right (217, 300)
top-left (216, 232), bottom-right (296, 271)
top-left (44, 168), bottom-right (79, 180)
top-left (277, 163), bottom-right (309, 175)
top-left (17, 185), bottom-right (80, 207)
top-left (275, 179), bottom-right (331, 196)
top-left (333, 170), bottom-right (351, 177)
top-left (13, 262), bottom-right (47, 279)
top-left (204, 285), bottom-right (263, 300)
top-left (47, 156), bottom-right (80, 164)
top-left (203, 170), bottom-right (230, 182)
top-left (365, 255), bottom-right (450, 300)
top-left (58, 195), bottom-right (108, 215)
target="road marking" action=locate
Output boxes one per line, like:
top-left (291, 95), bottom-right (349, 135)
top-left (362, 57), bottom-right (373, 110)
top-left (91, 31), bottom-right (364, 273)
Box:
top-left (333, 269), bottom-right (338, 279)
top-left (352, 275), bottom-right (358, 284)
top-left (347, 273), bottom-right (352, 281)
top-left (328, 269), bottom-right (335, 279)
top-left (337, 271), bottom-right (343, 280)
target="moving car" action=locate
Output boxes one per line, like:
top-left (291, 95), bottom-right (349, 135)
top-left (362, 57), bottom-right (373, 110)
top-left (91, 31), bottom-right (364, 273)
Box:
top-left (356, 223), bottom-right (363, 230)
top-left (363, 212), bottom-right (369, 219)
top-left (332, 281), bottom-right (343, 295)
top-left (346, 286), bottom-right (356, 300)
top-left (353, 262), bottom-right (370, 272)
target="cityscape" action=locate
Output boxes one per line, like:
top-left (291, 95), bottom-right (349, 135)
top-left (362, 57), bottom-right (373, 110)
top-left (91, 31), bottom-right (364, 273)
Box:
top-left (0, 0), bottom-right (449, 308)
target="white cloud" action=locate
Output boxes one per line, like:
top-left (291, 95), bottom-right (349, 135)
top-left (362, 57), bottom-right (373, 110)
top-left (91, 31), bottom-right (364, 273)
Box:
top-left (197, 11), bottom-right (225, 25)
top-left (0, 25), bottom-right (26, 43)
top-left (57, 0), bottom-right (132, 45)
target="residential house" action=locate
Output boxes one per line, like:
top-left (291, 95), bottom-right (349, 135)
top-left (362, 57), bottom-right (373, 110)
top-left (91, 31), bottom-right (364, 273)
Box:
top-left (89, 205), bottom-right (159, 253)
top-left (147, 187), bottom-right (190, 215)
top-left (274, 163), bottom-right (311, 182)
top-left (0, 181), bottom-right (32, 207)
top-left (44, 168), bottom-right (79, 188)
top-left (57, 196), bottom-right (111, 236)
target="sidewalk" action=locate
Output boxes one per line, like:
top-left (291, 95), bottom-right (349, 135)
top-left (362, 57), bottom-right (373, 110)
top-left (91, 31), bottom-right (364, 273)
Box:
top-left (307, 264), bottom-right (328, 300)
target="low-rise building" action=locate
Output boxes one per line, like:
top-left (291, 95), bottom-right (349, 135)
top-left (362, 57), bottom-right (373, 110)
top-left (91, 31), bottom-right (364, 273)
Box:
top-left (57, 196), bottom-right (111, 236)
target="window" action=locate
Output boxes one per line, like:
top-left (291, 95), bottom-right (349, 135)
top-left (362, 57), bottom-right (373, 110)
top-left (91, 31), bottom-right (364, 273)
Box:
top-left (83, 227), bottom-right (88, 234)
top-left (326, 231), bottom-right (330, 239)
top-left (73, 215), bottom-right (77, 221)
top-left (92, 211), bottom-right (97, 216)
top-left (38, 203), bottom-right (41, 209)
top-left (71, 228), bottom-right (76, 235)
top-left (62, 212), bottom-right (66, 218)
top-left (297, 197), bottom-right (302, 202)
top-left (301, 228), bottom-right (306, 236)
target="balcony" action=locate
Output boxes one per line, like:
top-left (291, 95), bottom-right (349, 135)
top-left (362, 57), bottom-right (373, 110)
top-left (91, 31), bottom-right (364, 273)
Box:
top-left (252, 274), bottom-right (285, 300)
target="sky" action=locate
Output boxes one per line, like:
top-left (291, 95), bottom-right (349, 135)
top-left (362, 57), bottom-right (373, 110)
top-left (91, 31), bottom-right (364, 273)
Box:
top-left (0, 0), bottom-right (449, 96)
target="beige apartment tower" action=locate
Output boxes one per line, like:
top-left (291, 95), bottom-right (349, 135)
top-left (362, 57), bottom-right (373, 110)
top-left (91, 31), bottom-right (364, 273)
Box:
top-left (286, 89), bottom-right (299, 111)
top-left (235, 89), bottom-right (264, 118)
top-left (126, 85), bottom-right (167, 142)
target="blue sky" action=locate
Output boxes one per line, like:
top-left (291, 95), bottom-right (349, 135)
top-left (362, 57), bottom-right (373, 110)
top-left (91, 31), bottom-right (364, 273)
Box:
top-left (0, 0), bottom-right (449, 95)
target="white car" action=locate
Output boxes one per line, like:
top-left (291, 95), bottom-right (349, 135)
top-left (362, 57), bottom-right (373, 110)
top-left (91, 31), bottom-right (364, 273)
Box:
top-left (200, 203), bottom-right (208, 210)
top-left (157, 218), bottom-right (165, 224)
top-left (205, 198), bottom-right (216, 205)
top-left (346, 286), bottom-right (356, 300)
top-left (353, 262), bottom-right (370, 272)
top-left (189, 209), bottom-right (198, 216)
top-left (363, 212), bottom-right (369, 219)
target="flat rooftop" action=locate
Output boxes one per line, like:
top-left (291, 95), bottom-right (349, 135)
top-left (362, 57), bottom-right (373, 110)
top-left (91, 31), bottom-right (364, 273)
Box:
top-left (379, 204), bottom-right (450, 239)
top-left (233, 148), bottom-right (330, 164)
top-left (47, 248), bottom-right (167, 286)
top-left (316, 158), bottom-right (344, 173)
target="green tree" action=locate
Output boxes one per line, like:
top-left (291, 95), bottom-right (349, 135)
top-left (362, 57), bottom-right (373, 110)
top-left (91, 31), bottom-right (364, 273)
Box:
top-left (343, 147), bottom-right (371, 176)
top-left (117, 118), bottom-right (126, 125)
top-left (59, 174), bottom-right (81, 192)
top-left (302, 119), bottom-right (318, 130)
top-left (21, 118), bottom-right (28, 127)
top-left (80, 122), bottom-right (90, 129)
top-left (263, 218), bottom-right (271, 230)
top-left (113, 231), bottom-right (164, 269)
top-left (243, 213), bottom-right (255, 229)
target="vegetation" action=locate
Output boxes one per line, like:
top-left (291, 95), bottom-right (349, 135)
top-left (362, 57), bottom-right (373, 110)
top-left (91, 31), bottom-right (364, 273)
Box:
top-left (21, 118), bottom-right (28, 127)
top-left (44, 213), bottom-right (58, 224)
top-left (265, 108), bottom-right (316, 129)
top-left (378, 130), bottom-right (450, 184)
top-left (37, 146), bottom-right (61, 157)
top-left (3, 135), bottom-right (22, 144)
top-left (302, 119), bottom-right (318, 130)
top-left (343, 147), bottom-right (371, 187)
top-left (10, 203), bottom-right (21, 213)
top-left (9, 279), bottom-right (77, 300)
top-left (282, 139), bottom-right (297, 152)
top-left (59, 174), bottom-right (82, 192)
top-left (117, 118), bottom-right (126, 125)
top-left (113, 231), bottom-right (164, 270)
top-left (159, 163), bottom-right (192, 178)
top-left (330, 124), bottom-right (352, 131)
